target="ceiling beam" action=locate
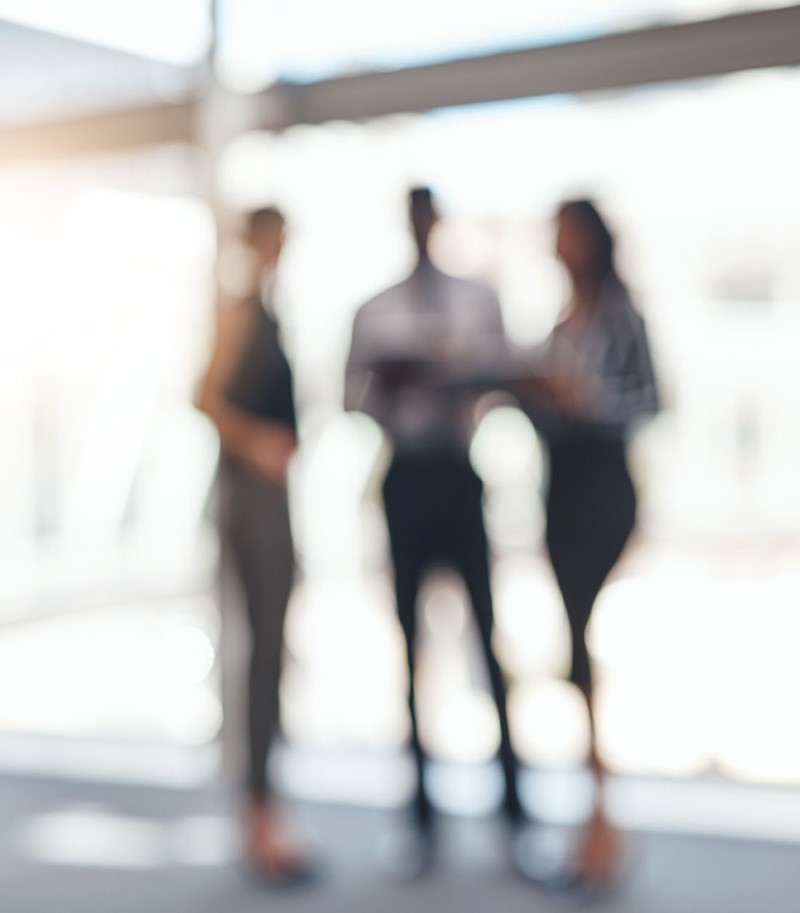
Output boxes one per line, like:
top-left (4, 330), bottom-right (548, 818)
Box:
top-left (256, 6), bottom-right (800, 128)
top-left (0, 99), bottom-right (198, 164)
top-left (1, 6), bottom-right (798, 161)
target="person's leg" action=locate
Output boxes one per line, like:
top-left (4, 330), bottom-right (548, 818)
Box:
top-left (383, 460), bottom-right (432, 832)
top-left (223, 465), bottom-right (303, 874)
top-left (550, 566), bottom-right (608, 795)
top-left (546, 517), bottom-right (617, 884)
top-left (394, 553), bottom-right (429, 828)
top-left (546, 451), bottom-right (636, 885)
top-left (551, 571), bottom-right (596, 699)
top-left (450, 467), bottom-right (522, 824)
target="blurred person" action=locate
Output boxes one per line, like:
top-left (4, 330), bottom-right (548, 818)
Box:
top-left (345, 187), bottom-right (524, 874)
top-left (514, 199), bottom-right (659, 890)
top-left (197, 207), bottom-right (308, 880)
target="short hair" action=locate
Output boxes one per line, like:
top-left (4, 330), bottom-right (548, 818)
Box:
top-left (246, 206), bottom-right (285, 239)
top-left (408, 186), bottom-right (434, 214)
top-left (408, 186), bottom-right (433, 207)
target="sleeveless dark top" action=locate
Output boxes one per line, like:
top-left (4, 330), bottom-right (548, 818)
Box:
top-left (224, 301), bottom-right (297, 432)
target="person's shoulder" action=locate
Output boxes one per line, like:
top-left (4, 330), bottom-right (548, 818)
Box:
top-left (601, 278), bottom-right (640, 318)
top-left (600, 280), bottom-right (651, 349)
top-left (440, 271), bottom-right (489, 293)
top-left (356, 278), bottom-right (412, 315)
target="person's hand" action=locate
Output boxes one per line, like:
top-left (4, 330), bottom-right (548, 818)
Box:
top-left (506, 374), bottom-right (551, 399)
top-left (507, 370), bottom-right (588, 413)
top-left (541, 370), bottom-right (592, 414)
top-left (374, 358), bottom-right (430, 390)
top-left (242, 424), bottom-right (296, 487)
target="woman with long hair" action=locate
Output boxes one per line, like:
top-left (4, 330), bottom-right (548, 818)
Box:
top-left (519, 199), bottom-right (659, 887)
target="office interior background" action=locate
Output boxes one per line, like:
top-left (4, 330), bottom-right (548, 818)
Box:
top-left (1, 1), bottom-right (800, 908)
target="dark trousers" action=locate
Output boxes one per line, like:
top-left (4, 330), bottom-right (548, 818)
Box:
top-left (545, 438), bottom-right (636, 691)
top-left (219, 460), bottom-right (294, 801)
top-left (382, 450), bottom-right (521, 828)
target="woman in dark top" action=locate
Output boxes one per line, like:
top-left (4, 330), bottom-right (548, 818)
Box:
top-left (518, 200), bottom-right (659, 887)
top-left (197, 207), bottom-right (306, 878)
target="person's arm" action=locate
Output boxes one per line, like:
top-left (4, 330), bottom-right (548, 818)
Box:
top-left (571, 307), bottom-right (660, 427)
top-left (196, 298), bottom-right (296, 486)
top-left (344, 306), bottom-right (389, 420)
top-left (606, 308), bottom-right (661, 423)
top-left (537, 305), bottom-right (660, 428)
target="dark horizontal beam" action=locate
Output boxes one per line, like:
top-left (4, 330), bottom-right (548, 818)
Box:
top-left (2, 6), bottom-right (798, 160)
top-left (257, 6), bottom-right (800, 128)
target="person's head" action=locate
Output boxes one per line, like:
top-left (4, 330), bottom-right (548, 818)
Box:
top-left (246, 206), bottom-right (286, 270)
top-left (408, 186), bottom-right (439, 259)
top-left (555, 199), bottom-right (618, 290)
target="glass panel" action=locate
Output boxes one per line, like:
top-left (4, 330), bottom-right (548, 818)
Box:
top-left (0, 10), bottom-right (203, 127)
top-left (218, 67), bottom-right (800, 784)
top-left (0, 146), bottom-right (217, 601)
top-left (0, 0), bottom-right (209, 64)
top-left (2, 61), bottom-right (798, 790)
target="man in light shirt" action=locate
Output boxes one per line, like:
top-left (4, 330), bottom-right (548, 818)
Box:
top-left (345, 187), bottom-right (522, 870)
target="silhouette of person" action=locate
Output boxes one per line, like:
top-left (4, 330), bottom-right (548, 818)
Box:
top-left (197, 207), bottom-right (307, 879)
top-left (515, 199), bottom-right (659, 889)
top-left (345, 187), bottom-right (523, 870)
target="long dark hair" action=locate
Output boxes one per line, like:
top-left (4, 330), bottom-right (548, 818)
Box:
top-left (557, 198), bottom-right (625, 293)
